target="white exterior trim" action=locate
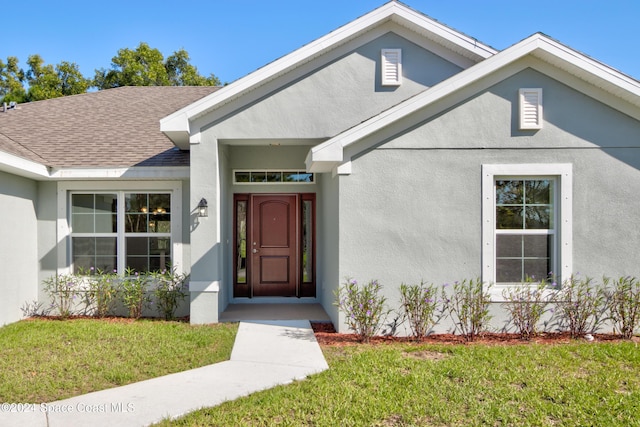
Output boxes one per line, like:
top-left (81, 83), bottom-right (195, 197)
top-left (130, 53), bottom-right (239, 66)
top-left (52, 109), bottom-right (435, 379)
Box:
top-left (481, 163), bottom-right (573, 295)
top-left (381, 48), bottom-right (402, 86)
top-left (50, 166), bottom-right (190, 180)
top-left (0, 151), bottom-right (50, 180)
top-left (189, 281), bottom-right (220, 292)
top-left (160, 2), bottom-right (496, 148)
top-left (307, 33), bottom-right (640, 172)
top-left (519, 88), bottom-right (543, 130)
top-left (56, 181), bottom-right (184, 276)
top-left (0, 151), bottom-right (190, 181)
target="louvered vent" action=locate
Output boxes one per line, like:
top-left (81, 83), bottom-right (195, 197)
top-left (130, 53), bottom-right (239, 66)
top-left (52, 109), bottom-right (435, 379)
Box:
top-left (381, 49), bottom-right (402, 86)
top-left (519, 88), bottom-right (543, 129)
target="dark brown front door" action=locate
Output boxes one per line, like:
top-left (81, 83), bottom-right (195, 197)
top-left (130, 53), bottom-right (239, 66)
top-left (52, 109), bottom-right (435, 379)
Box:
top-left (250, 195), bottom-right (298, 297)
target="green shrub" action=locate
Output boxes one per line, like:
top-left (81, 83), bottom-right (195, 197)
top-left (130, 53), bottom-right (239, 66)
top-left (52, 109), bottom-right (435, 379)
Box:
top-left (502, 278), bottom-right (552, 340)
top-left (120, 268), bottom-right (150, 319)
top-left (87, 269), bottom-right (119, 318)
top-left (605, 276), bottom-right (640, 339)
top-left (443, 278), bottom-right (492, 341)
top-left (399, 281), bottom-right (440, 338)
top-left (335, 278), bottom-right (389, 343)
top-left (150, 269), bottom-right (188, 320)
top-left (41, 273), bottom-right (83, 318)
top-left (554, 275), bottom-right (607, 338)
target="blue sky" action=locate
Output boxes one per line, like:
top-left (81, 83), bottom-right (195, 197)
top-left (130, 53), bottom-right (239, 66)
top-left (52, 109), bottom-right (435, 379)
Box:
top-left (3, 1), bottom-right (639, 84)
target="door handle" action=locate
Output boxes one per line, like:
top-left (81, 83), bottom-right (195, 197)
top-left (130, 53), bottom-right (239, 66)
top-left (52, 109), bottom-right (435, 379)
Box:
top-left (252, 249), bottom-right (259, 253)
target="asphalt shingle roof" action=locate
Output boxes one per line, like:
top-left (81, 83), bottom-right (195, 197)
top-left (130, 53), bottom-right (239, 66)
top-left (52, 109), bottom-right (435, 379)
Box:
top-left (0, 86), bottom-right (219, 168)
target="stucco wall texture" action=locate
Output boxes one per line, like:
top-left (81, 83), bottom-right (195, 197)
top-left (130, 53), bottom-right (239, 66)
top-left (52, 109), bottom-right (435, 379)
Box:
top-left (0, 172), bottom-right (39, 325)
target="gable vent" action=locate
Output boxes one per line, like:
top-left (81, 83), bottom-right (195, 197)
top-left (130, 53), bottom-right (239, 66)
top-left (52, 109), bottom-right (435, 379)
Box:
top-left (381, 48), bottom-right (402, 86)
top-left (519, 88), bottom-right (543, 129)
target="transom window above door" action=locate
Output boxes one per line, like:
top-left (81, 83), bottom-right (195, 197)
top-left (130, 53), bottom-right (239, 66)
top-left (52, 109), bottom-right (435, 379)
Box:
top-left (234, 170), bottom-right (314, 184)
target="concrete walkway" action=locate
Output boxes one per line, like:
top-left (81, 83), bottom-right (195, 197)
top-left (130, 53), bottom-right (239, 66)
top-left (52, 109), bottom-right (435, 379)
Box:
top-left (0, 320), bottom-right (329, 427)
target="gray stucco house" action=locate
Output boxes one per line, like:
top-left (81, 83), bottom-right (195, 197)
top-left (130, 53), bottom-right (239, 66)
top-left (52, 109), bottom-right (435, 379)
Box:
top-left (2, 2), bottom-right (640, 332)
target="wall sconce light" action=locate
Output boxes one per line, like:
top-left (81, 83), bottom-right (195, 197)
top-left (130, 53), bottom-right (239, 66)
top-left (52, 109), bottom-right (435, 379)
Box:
top-left (197, 198), bottom-right (208, 217)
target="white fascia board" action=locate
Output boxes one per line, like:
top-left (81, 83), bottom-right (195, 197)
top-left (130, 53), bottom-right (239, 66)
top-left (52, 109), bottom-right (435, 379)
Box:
top-left (159, 112), bottom-right (191, 149)
top-left (388, 5), bottom-right (496, 59)
top-left (0, 149), bottom-right (190, 181)
top-left (307, 33), bottom-right (640, 171)
top-left (531, 36), bottom-right (640, 98)
top-left (159, 2), bottom-right (497, 140)
top-left (0, 151), bottom-right (50, 180)
top-left (49, 166), bottom-right (190, 180)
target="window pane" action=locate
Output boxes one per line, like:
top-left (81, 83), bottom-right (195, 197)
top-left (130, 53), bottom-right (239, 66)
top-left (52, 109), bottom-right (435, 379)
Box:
top-left (524, 259), bottom-right (550, 281)
top-left (523, 235), bottom-right (550, 258)
top-left (267, 171), bottom-right (282, 182)
top-left (126, 257), bottom-right (148, 273)
top-left (302, 200), bottom-right (313, 283)
top-left (126, 194), bottom-right (148, 213)
top-left (73, 237), bottom-right (117, 273)
top-left (73, 237), bottom-right (95, 256)
top-left (236, 201), bottom-right (247, 284)
top-left (74, 256), bottom-right (95, 273)
top-left (496, 235), bottom-right (522, 258)
top-left (95, 213), bottom-right (116, 233)
top-left (149, 194), bottom-right (170, 214)
top-left (126, 237), bottom-right (171, 272)
top-left (525, 180), bottom-right (551, 204)
top-left (149, 215), bottom-right (171, 233)
top-left (284, 172), bottom-right (313, 182)
top-left (496, 259), bottom-right (522, 283)
top-left (496, 180), bottom-right (523, 204)
top-left (525, 206), bottom-right (551, 229)
top-left (251, 172), bottom-right (266, 182)
top-left (95, 194), bottom-right (117, 215)
top-left (235, 171), bottom-right (250, 183)
top-left (126, 214), bottom-right (148, 233)
top-left (72, 214), bottom-right (94, 233)
top-left (72, 194), bottom-right (117, 233)
top-left (496, 234), bottom-right (553, 283)
top-left (150, 237), bottom-right (171, 256)
top-left (96, 238), bottom-right (117, 256)
top-left (496, 206), bottom-right (523, 229)
top-left (126, 237), bottom-right (147, 255)
top-left (72, 194), bottom-right (94, 214)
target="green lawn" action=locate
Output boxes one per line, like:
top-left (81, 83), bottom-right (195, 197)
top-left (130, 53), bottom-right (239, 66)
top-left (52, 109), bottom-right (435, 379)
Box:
top-left (0, 318), bottom-right (237, 403)
top-left (158, 341), bottom-right (640, 426)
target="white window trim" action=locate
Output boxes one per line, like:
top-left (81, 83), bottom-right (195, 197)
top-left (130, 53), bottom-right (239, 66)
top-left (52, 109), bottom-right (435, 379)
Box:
top-left (57, 181), bottom-right (183, 276)
top-left (519, 88), bottom-right (543, 130)
top-left (482, 164), bottom-right (572, 300)
top-left (381, 48), bottom-right (402, 86)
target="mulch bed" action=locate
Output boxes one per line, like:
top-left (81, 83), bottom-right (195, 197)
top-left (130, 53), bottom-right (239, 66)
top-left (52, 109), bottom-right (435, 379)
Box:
top-left (310, 322), bottom-right (634, 346)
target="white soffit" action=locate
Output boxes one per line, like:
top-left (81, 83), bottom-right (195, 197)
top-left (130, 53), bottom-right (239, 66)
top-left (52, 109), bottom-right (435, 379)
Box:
top-left (0, 151), bottom-right (50, 180)
top-left (160, 1), bottom-right (496, 145)
top-left (307, 33), bottom-right (640, 171)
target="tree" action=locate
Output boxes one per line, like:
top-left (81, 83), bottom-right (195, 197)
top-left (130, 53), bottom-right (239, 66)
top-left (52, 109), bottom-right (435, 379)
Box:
top-left (0, 56), bottom-right (27, 103)
top-left (94, 42), bottom-right (219, 89)
top-left (165, 49), bottom-right (220, 86)
top-left (25, 55), bottom-right (90, 101)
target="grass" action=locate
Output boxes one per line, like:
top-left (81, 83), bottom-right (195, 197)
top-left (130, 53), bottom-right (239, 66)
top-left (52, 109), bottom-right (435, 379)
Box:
top-left (156, 341), bottom-right (640, 426)
top-left (0, 318), bottom-right (237, 403)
